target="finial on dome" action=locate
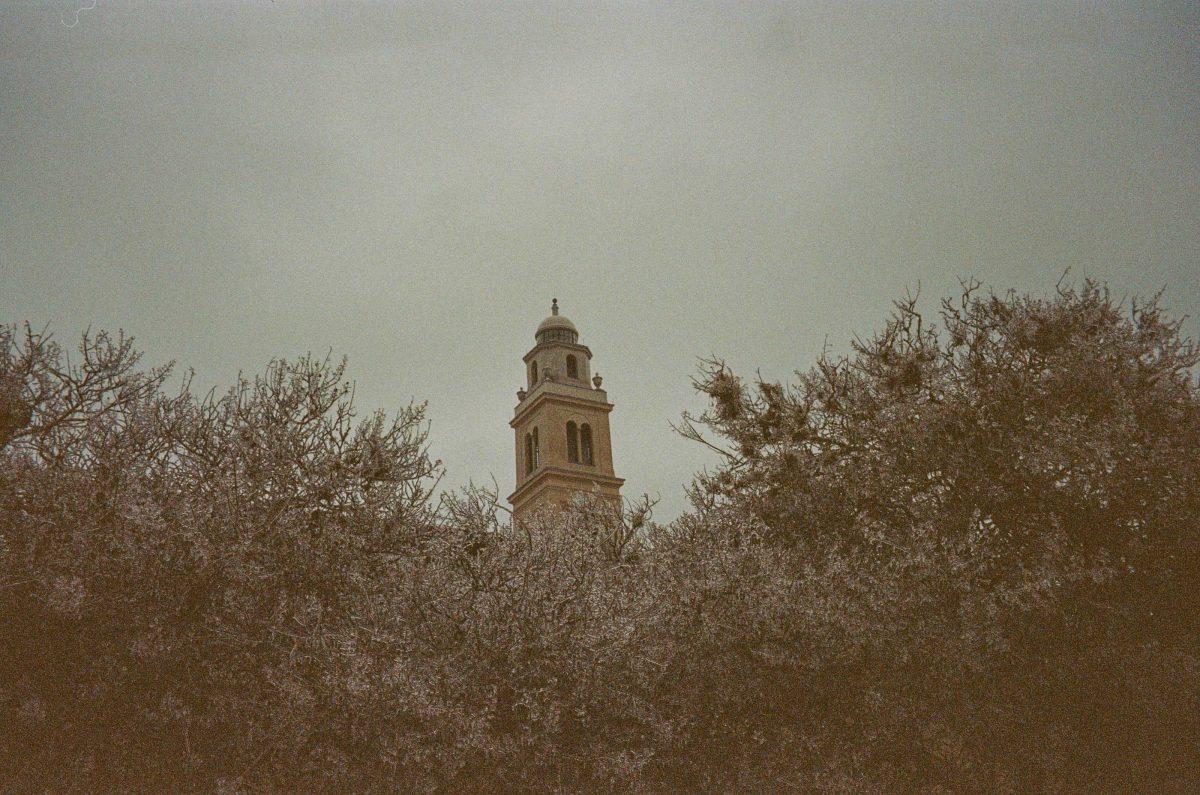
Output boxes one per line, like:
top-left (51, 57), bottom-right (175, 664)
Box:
top-left (551, 298), bottom-right (559, 316)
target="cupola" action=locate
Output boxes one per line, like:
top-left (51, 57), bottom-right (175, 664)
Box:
top-left (535, 298), bottom-right (578, 345)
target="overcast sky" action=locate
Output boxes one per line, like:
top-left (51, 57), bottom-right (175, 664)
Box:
top-left (3, 1), bottom-right (1198, 519)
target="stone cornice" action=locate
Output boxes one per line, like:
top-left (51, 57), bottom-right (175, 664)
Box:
top-left (520, 343), bottom-right (590, 367)
top-left (507, 465), bottom-right (626, 505)
top-left (522, 341), bottom-right (592, 363)
top-left (511, 383), bottom-right (612, 424)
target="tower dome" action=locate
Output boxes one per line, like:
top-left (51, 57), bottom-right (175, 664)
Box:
top-left (535, 298), bottom-right (578, 344)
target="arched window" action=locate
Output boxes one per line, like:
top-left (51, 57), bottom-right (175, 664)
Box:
top-left (566, 355), bottom-right (578, 379)
top-left (580, 423), bottom-right (594, 466)
top-left (530, 361), bottom-right (538, 385)
top-left (524, 432), bottom-right (534, 474)
top-left (532, 427), bottom-right (540, 468)
top-left (566, 421), bottom-right (579, 463)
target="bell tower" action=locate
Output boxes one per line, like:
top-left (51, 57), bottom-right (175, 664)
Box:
top-left (508, 299), bottom-right (624, 521)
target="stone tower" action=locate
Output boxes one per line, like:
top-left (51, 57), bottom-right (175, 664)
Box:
top-left (508, 299), bottom-right (623, 521)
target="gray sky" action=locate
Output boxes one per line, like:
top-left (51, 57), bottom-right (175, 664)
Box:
top-left (3, 1), bottom-right (1198, 519)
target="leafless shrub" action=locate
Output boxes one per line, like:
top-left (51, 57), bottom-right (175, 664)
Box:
top-left (2, 278), bottom-right (1198, 791)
